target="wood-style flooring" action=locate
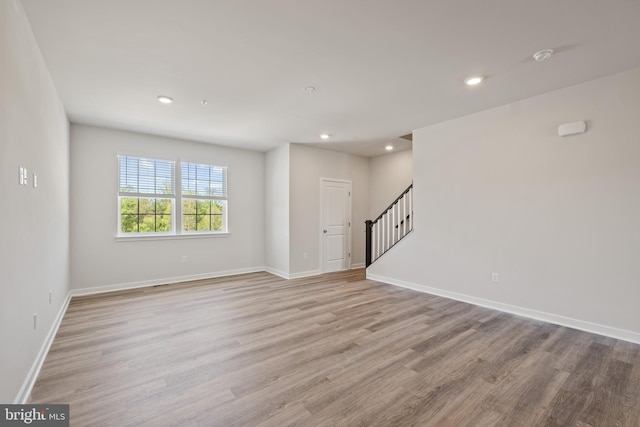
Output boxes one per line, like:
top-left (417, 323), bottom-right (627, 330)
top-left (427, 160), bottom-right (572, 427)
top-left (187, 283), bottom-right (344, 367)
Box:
top-left (30, 270), bottom-right (640, 426)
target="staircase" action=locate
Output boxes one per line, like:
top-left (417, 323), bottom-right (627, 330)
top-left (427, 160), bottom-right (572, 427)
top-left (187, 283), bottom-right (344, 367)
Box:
top-left (365, 183), bottom-right (413, 267)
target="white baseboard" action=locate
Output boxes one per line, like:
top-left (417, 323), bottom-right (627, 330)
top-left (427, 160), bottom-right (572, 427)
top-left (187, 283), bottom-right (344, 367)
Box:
top-left (263, 267), bottom-right (289, 279)
top-left (266, 266), bottom-right (365, 279)
top-left (289, 269), bottom-right (322, 279)
top-left (15, 291), bottom-right (72, 404)
top-left (71, 267), bottom-right (265, 297)
top-left (265, 267), bottom-right (324, 280)
top-left (367, 273), bottom-right (640, 345)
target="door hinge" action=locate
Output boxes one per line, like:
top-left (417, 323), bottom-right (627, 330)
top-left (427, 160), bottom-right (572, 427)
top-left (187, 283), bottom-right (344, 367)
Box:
top-left (349, 252), bottom-right (351, 257)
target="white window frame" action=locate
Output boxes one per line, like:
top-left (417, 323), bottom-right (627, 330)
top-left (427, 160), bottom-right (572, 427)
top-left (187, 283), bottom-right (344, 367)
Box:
top-left (117, 155), bottom-right (176, 236)
top-left (180, 161), bottom-right (228, 234)
top-left (116, 155), bottom-right (229, 240)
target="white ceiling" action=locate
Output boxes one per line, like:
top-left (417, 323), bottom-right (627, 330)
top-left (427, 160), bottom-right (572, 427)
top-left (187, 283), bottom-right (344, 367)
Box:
top-left (19, 0), bottom-right (640, 157)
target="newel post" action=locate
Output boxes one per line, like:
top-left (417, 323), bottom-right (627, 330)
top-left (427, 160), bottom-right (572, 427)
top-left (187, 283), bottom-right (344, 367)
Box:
top-left (365, 220), bottom-right (373, 268)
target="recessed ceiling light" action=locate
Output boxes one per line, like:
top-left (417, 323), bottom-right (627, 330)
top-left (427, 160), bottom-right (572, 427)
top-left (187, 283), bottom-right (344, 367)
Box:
top-left (320, 134), bottom-right (330, 140)
top-left (385, 145), bottom-right (394, 151)
top-left (533, 49), bottom-right (553, 62)
top-left (305, 86), bottom-right (316, 92)
top-left (157, 95), bottom-right (173, 104)
top-left (464, 76), bottom-right (484, 86)
top-left (200, 99), bottom-right (208, 106)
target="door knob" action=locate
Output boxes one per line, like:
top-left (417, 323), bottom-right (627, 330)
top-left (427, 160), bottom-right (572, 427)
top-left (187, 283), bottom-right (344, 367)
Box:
top-left (323, 229), bottom-right (327, 233)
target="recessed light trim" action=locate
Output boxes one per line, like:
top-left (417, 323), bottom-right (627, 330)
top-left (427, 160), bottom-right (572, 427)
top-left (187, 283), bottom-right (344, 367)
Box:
top-left (464, 76), bottom-right (484, 86)
top-left (304, 86), bottom-right (316, 92)
top-left (320, 134), bottom-right (330, 140)
top-left (157, 95), bottom-right (173, 104)
top-left (533, 49), bottom-right (553, 62)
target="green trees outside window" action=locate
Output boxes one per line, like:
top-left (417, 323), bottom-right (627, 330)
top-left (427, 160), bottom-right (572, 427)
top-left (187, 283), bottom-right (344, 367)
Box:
top-left (182, 199), bottom-right (224, 232)
top-left (121, 198), bottom-right (172, 233)
top-left (181, 162), bottom-right (227, 233)
top-left (118, 155), bottom-right (175, 235)
top-left (117, 155), bottom-right (227, 236)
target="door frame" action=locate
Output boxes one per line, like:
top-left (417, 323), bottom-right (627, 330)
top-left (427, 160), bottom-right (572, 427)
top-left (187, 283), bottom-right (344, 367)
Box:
top-left (319, 177), bottom-right (352, 273)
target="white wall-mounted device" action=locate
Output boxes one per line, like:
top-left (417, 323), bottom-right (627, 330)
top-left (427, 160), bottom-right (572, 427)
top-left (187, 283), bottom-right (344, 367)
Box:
top-left (558, 121), bottom-right (587, 137)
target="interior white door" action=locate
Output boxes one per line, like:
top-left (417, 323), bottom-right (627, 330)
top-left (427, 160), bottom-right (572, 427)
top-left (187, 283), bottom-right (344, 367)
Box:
top-left (321, 179), bottom-right (351, 273)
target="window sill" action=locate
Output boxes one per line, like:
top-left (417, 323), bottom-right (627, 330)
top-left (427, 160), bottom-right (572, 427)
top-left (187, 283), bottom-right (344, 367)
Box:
top-left (115, 232), bottom-right (230, 242)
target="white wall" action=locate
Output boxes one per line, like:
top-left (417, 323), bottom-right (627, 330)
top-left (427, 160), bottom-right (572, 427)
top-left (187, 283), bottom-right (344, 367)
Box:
top-left (369, 68), bottom-right (640, 342)
top-left (264, 144), bottom-right (290, 277)
top-left (369, 149), bottom-right (413, 218)
top-left (70, 124), bottom-right (264, 292)
top-left (0, 0), bottom-right (70, 402)
top-left (289, 144), bottom-right (370, 274)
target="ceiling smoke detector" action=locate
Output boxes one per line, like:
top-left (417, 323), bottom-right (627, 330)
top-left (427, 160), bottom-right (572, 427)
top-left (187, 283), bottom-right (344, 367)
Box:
top-left (533, 49), bottom-right (554, 62)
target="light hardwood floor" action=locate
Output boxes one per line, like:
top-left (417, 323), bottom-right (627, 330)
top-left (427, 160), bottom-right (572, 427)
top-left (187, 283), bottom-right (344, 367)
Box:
top-left (31, 270), bottom-right (640, 426)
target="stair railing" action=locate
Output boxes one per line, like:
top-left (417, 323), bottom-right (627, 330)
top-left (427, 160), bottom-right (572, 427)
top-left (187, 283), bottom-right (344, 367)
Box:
top-left (365, 183), bottom-right (413, 267)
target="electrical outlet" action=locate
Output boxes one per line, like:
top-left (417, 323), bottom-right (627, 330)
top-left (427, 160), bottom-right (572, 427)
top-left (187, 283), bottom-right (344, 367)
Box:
top-left (33, 313), bottom-right (37, 330)
top-left (33, 173), bottom-right (38, 188)
top-left (49, 290), bottom-right (52, 304)
top-left (303, 252), bottom-right (308, 259)
top-left (19, 166), bottom-right (24, 185)
top-left (181, 256), bottom-right (188, 264)
top-left (491, 272), bottom-right (499, 283)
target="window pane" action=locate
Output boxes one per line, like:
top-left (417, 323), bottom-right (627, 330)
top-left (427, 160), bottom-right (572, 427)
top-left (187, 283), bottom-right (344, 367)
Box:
top-left (121, 198), bottom-right (138, 214)
top-left (183, 199), bottom-right (196, 215)
top-left (139, 198), bottom-right (155, 214)
top-left (157, 176), bottom-right (173, 195)
top-left (156, 198), bottom-right (172, 214)
top-left (181, 162), bottom-right (227, 197)
top-left (181, 198), bottom-right (225, 232)
top-left (157, 215), bottom-right (172, 232)
top-left (121, 215), bottom-right (138, 233)
top-left (196, 200), bottom-right (211, 231)
top-left (210, 167), bottom-right (226, 197)
top-left (197, 200), bottom-right (211, 215)
top-left (212, 214), bottom-right (223, 231)
top-left (140, 215), bottom-right (157, 232)
top-left (118, 155), bottom-right (175, 195)
top-left (183, 215), bottom-right (196, 231)
top-left (117, 155), bottom-right (176, 235)
top-left (119, 198), bottom-right (172, 233)
top-left (196, 164), bottom-right (209, 196)
top-left (180, 162), bottom-right (227, 233)
top-left (196, 217), bottom-right (211, 231)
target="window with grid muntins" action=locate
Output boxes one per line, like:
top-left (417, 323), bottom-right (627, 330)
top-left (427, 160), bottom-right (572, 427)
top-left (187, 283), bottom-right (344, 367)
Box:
top-left (118, 155), bottom-right (175, 234)
top-left (181, 162), bottom-right (228, 233)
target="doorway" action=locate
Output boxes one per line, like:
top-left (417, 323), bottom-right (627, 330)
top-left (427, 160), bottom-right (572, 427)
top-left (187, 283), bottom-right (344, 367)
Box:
top-left (320, 179), bottom-right (352, 273)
